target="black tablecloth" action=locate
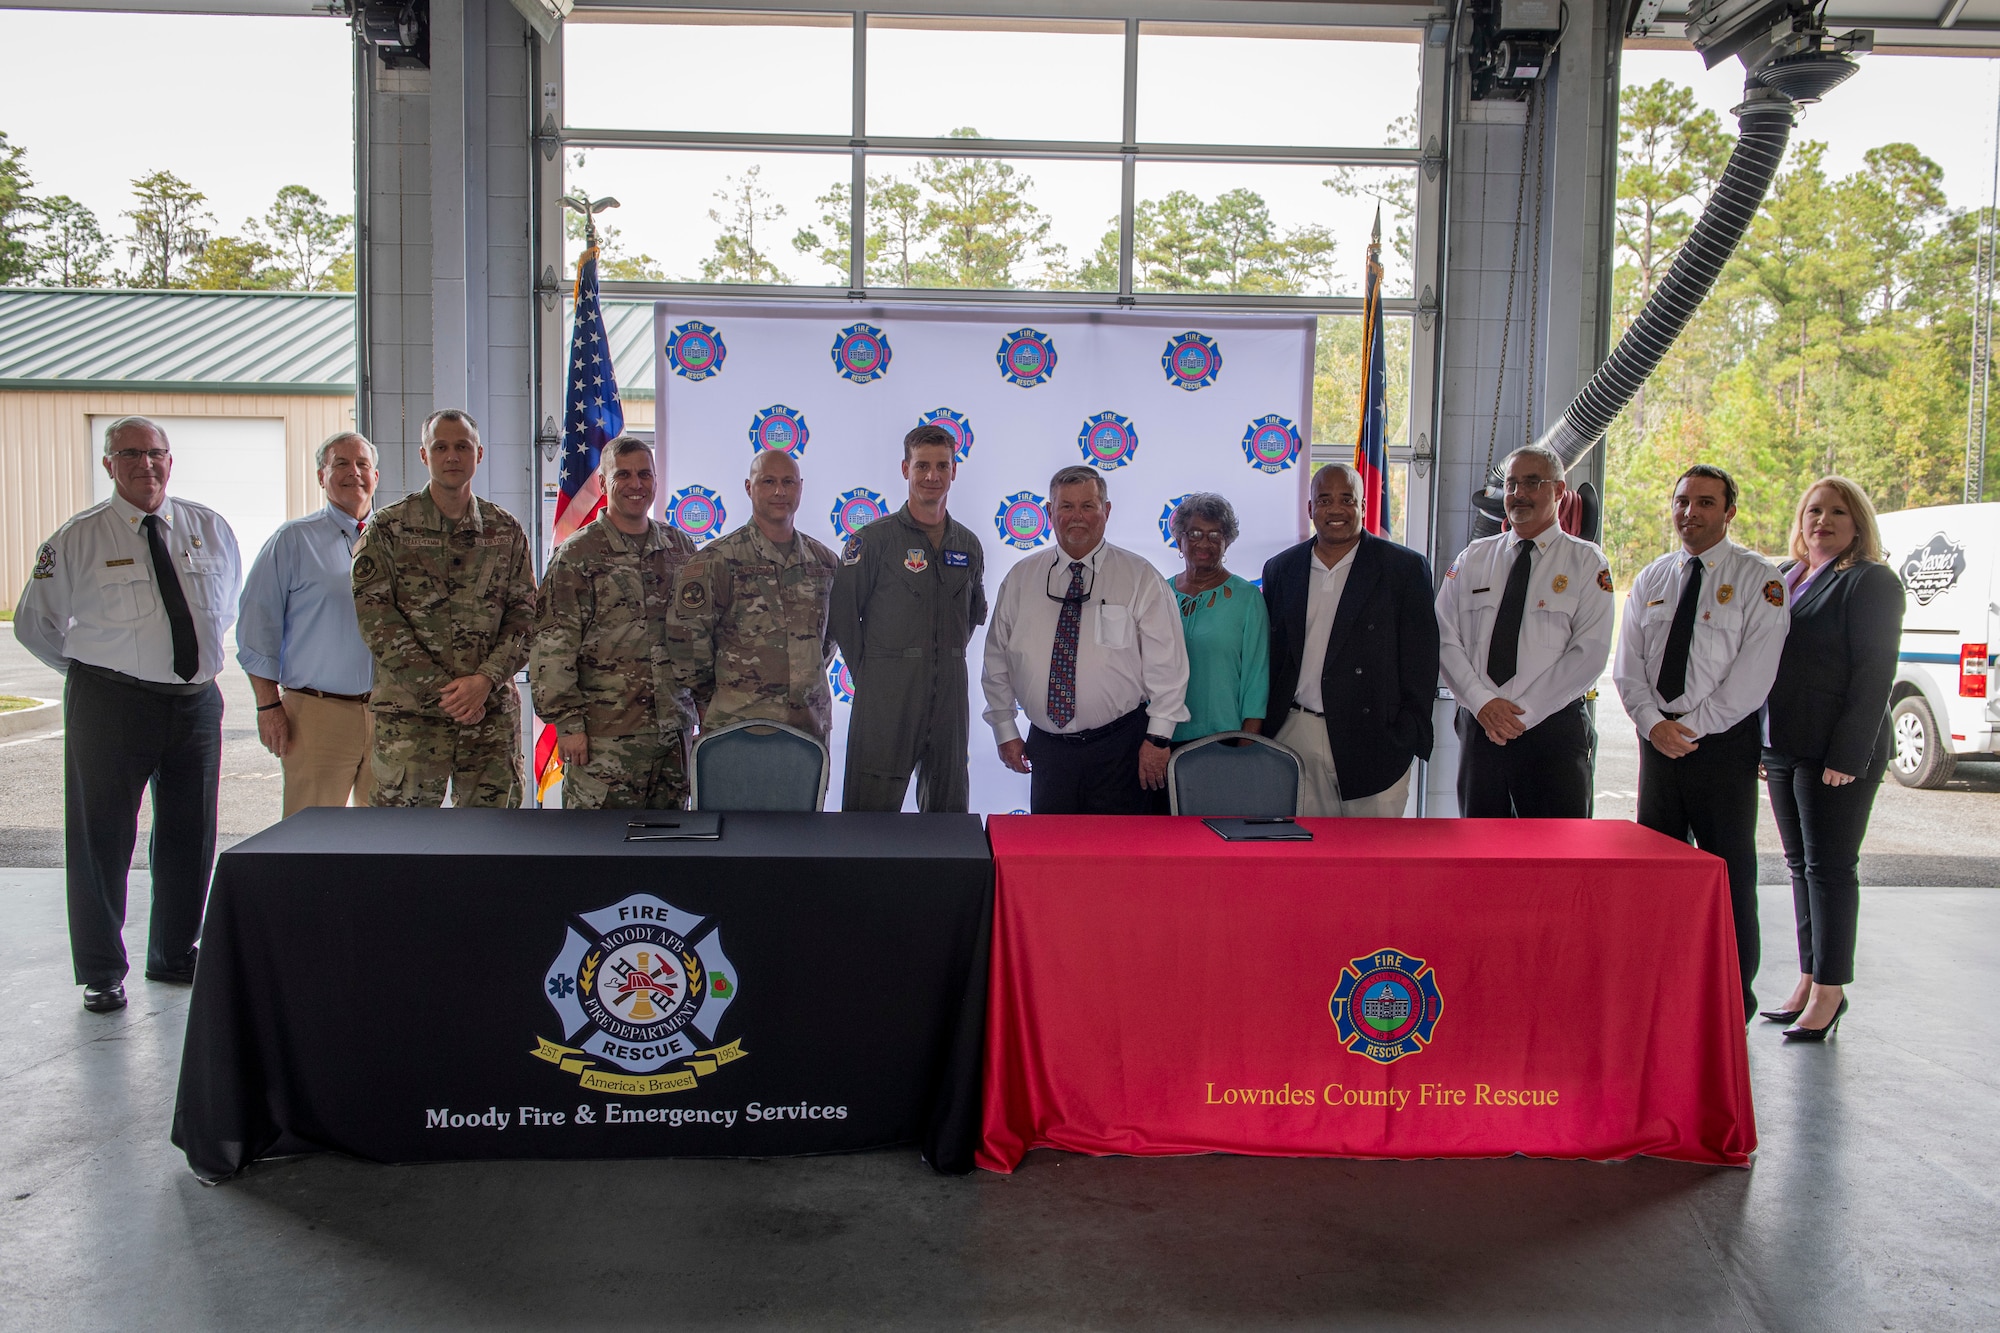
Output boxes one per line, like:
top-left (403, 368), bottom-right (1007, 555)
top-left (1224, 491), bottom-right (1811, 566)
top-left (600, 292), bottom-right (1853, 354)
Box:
top-left (171, 809), bottom-right (992, 1180)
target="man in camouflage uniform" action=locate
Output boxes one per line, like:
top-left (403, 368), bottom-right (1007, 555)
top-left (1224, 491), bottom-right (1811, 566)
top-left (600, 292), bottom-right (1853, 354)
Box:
top-left (668, 449), bottom-right (839, 741)
top-left (829, 423), bottom-right (987, 812)
top-left (531, 436), bottom-right (698, 809)
top-left (353, 408), bottom-right (538, 807)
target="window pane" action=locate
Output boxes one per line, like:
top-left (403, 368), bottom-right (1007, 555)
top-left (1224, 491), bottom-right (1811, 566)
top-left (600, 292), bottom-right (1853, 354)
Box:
top-left (1314, 315), bottom-right (1413, 541)
top-left (860, 153), bottom-right (1120, 291)
top-left (563, 13), bottom-right (852, 136)
top-left (866, 17), bottom-right (1124, 143)
top-left (1129, 162), bottom-right (1416, 297)
top-left (1137, 26), bottom-right (1419, 148)
top-left (564, 148), bottom-right (849, 286)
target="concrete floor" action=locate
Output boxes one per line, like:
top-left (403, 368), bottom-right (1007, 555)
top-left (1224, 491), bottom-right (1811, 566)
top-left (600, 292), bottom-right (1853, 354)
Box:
top-left (1, 864), bottom-right (1995, 1331)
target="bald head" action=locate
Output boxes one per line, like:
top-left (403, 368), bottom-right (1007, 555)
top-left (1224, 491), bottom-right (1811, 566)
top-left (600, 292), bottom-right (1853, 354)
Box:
top-left (745, 449), bottom-right (802, 538)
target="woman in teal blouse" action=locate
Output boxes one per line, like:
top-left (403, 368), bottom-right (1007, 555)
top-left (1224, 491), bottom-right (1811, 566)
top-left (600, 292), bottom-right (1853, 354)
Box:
top-left (1167, 493), bottom-right (1270, 742)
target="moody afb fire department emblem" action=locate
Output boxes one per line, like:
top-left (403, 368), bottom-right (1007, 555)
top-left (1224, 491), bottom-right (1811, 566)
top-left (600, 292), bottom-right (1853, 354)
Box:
top-left (535, 893), bottom-right (745, 1094)
top-left (1329, 947), bottom-right (1443, 1066)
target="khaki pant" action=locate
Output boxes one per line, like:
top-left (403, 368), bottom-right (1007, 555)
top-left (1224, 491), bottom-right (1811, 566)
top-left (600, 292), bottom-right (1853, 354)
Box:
top-left (1274, 708), bottom-right (1414, 818)
top-left (280, 690), bottom-right (374, 817)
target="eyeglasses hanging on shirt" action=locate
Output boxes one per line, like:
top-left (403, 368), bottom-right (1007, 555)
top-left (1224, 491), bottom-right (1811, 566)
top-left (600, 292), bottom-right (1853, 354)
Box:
top-left (1044, 554), bottom-right (1097, 605)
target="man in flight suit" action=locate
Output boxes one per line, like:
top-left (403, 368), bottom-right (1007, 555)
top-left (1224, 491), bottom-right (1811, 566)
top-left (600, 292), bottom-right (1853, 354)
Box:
top-left (531, 436), bottom-right (699, 809)
top-left (829, 423), bottom-right (989, 812)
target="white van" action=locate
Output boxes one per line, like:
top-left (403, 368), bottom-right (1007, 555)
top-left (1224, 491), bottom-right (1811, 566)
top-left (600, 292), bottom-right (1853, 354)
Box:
top-left (1874, 502), bottom-right (1997, 788)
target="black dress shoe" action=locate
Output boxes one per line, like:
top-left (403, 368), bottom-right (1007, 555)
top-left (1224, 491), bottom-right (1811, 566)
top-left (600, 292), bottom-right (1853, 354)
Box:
top-left (82, 982), bottom-right (126, 1013)
top-left (1759, 1007), bottom-right (1805, 1024)
top-left (145, 950), bottom-right (197, 984)
top-left (1783, 997), bottom-right (1849, 1042)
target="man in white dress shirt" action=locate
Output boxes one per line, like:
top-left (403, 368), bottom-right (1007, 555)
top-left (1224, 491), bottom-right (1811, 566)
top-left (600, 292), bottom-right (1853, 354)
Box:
top-left (981, 465), bottom-right (1188, 814)
top-left (14, 416), bottom-right (242, 1013)
top-left (1614, 463), bottom-right (1790, 1019)
top-left (237, 432), bottom-right (380, 815)
top-left (1436, 444), bottom-right (1615, 817)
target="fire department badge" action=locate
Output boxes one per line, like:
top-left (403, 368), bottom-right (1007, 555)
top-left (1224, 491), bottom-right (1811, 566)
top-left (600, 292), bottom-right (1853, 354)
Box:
top-left (1077, 411), bottom-right (1140, 470)
top-left (665, 320), bottom-right (727, 382)
top-left (917, 407), bottom-right (975, 462)
top-left (830, 322), bottom-right (891, 384)
top-left (535, 892), bottom-right (744, 1094)
top-left (1158, 493), bottom-right (1195, 549)
top-left (996, 327), bottom-right (1057, 387)
top-left (1551, 574), bottom-right (1569, 593)
top-left (904, 548), bottom-right (929, 573)
top-left (994, 491), bottom-right (1051, 551)
top-left (1330, 947), bottom-right (1443, 1066)
top-left (748, 404), bottom-right (810, 458)
top-left (1240, 414), bottom-right (1303, 474)
top-left (1763, 579), bottom-right (1785, 607)
top-left (1717, 584), bottom-right (1734, 605)
top-left (667, 485), bottom-right (726, 545)
top-left (830, 487), bottom-right (887, 542)
top-left (1161, 331), bottom-right (1222, 391)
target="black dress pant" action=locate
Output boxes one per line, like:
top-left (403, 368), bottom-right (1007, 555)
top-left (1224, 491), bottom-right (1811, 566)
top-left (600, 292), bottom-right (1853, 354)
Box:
top-left (1455, 698), bottom-right (1595, 818)
top-left (64, 665), bottom-right (223, 986)
top-left (1636, 711), bottom-right (1762, 1020)
top-left (1764, 730), bottom-right (1887, 987)
top-left (1024, 707), bottom-right (1150, 815)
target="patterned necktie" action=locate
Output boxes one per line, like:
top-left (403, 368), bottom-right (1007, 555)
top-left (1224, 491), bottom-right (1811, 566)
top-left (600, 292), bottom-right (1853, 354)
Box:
top-left (1046, 561), bottom-right (1085, 728)
top-left (1655, 554), bottom-right (1705, 704)
top-left (141, 513), bottom-right (200, 682)
top-left (1485, 537), bottom-right (1537, 686)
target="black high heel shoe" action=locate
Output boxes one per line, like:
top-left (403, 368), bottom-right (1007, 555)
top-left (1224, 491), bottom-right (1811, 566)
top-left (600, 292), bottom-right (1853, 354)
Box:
top-left (1782, 997), bottom-right (1849, 1042)
top-left (1759, 1006), bottom-right (1804, 1024)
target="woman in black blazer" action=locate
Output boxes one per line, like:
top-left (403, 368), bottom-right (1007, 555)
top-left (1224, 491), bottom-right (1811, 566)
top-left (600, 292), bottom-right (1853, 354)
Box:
top-left (1761, 476), bottom-right (1904, 1041)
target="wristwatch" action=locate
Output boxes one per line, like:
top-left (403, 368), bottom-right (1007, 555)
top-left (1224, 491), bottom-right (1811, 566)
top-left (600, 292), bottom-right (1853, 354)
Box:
top-left (1143, 733), bottom-right (1174, 750)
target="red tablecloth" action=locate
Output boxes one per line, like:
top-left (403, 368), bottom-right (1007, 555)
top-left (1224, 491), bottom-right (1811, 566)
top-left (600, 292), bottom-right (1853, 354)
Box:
top-left (979, 817), bottom-right (1756, 1171)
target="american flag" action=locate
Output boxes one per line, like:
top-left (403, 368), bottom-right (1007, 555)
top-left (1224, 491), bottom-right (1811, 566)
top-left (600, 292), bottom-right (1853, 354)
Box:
top-left (552, 246), bottom-right (623, 543)
top-left (1354, 208), bottom-right (1392, 537)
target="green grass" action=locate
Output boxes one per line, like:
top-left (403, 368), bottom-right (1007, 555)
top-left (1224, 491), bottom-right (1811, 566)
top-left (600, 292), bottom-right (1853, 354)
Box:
top-left (0, 694), bottom-right (42, 713)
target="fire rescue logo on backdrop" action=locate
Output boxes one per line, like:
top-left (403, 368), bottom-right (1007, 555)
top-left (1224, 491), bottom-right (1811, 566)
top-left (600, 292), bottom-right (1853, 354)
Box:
top-left (995, 491), bottom-right (1053, 550)
top-left (1078, 411), bottom-right (1140, 470)
top-left (829, 487), bottom-right (888, 542)
top-left (831, 322), bottom-right (892, 384)
top-left (1162, 331), bottom-right (1222, 391)
top-left (1329, 948), bottom-right (1443, 1066)
top-left (667, 485), bottom-right (726, 546)
top-left (996, 328), bottom-right (1057, 387)
top-left (1900, 533), bottom-right (1968, 606)
top-left (664, 320), bottom-right (727, 382)
top-left (1158, 493), bottom-right (1195, 549)
top-left (917, 407), bottom-right (976, 462)
top-left (829, 650), bottom-right (855, 704)
top-left (748, 404), bottom-right (811, 458)
top-left (536, 893), bottom-right (745, 1095)
top-left (1241, 414), bottom-right (1303, 474)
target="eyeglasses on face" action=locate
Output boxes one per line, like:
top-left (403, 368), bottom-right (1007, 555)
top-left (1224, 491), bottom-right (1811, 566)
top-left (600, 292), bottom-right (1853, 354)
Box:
top-left (1502, 476), bottom-right (1556, 494)
top-left (110, 448), bottom-right (171, 464)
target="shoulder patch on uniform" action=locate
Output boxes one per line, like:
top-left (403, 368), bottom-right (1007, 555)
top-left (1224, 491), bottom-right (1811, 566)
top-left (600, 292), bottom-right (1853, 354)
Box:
top-left (353, 552), bottom-right (378, 583)
top-left (1763, 579), bottom-right (1784, 607)
top-left (679, 579), bottom-right (708, 611)
top-left (31, 543), bottom-right (54, 580)
top-left (842, 533), bottom-right (864, 566)
top-left (1597, 567), bottom-right (1613, 593)
top-left (1444, 557), bottom-right (1459, 579)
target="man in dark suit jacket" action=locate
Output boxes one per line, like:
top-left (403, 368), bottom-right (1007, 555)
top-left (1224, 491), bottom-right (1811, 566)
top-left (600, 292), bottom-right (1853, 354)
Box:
top-left (1263, 463), bottom-right (1441, 816)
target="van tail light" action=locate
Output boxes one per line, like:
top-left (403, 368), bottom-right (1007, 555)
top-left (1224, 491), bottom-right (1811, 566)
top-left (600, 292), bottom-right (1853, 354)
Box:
top-left (1964, 644), bottom-right (1990, 699)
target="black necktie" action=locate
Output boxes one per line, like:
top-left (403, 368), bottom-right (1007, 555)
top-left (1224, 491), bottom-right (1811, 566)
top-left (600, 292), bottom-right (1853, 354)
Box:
top-left (1655, 555), bottom-right (1704, 704)
top-left (142, 513), bottom-right (200, 682)
top-left (1485, 538), bottom-right (1536, 686)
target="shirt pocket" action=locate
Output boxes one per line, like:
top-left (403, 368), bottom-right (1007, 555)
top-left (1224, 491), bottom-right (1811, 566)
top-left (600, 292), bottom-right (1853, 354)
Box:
top-left (1094, 603), bottom-right (1131, 649)
top-left (1527, 589), bottom-right (1579, 649)
top-left (1694, 603), bottom-right (1744, 664)
top-left (97, 563), bottom-right (158, 623)
top-left (179, 556), bottom-right (229, 611)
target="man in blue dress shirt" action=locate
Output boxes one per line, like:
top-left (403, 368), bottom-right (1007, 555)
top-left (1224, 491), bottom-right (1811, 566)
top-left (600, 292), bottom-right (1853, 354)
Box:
top-left (237, 431), bottom-right (381, 815)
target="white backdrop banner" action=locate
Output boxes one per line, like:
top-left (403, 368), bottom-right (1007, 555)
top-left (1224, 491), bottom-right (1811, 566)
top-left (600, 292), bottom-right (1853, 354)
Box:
top-left (654, 301), bottom-right (1316, 814)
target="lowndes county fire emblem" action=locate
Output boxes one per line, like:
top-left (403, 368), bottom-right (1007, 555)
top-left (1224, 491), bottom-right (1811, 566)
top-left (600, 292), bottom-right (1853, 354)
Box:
top-left (1330, 948), bottom-right (1443, 1065)
top-left (535, 893), bottom-right (745, 1095)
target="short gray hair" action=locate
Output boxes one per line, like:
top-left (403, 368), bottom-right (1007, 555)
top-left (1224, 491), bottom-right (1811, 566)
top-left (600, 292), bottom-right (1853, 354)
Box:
top-left (315, 431), bottom-right (376, 470)
top-left (102, 416), bottom-right (168, 456)
top-left (1312, 461), bottom-right (1363, 496)
top-left (598, 435), bottom-right (653, 480)
top-left (421, 408), bottom-right (480, 448)
top-left (1502, 443), bottom-right (1565, 481)
top-left (1048, 464), bottom-right (1108, 502)
top-left (1170, 492), bottom-right (1239, 546)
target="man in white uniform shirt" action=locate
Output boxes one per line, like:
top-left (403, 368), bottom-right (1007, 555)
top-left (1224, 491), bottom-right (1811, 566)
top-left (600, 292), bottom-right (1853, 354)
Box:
top-left (237, 431), bottom-right (380, 815)
top-left (982, 465), bottom-right (1188, 814)
top-left (1615, 463), bottom-right (1789, 1020)
top-left (1436, 444), bottom-right (1615, 817)
top-left (14, 416), bottom-right (242, 1013)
